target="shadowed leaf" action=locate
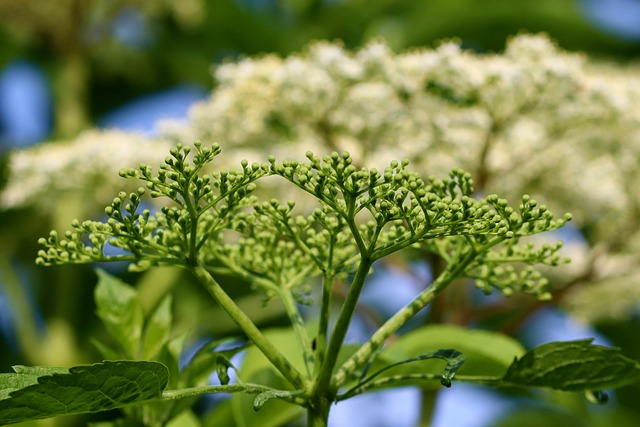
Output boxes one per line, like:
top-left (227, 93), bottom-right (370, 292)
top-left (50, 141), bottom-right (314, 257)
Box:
top-left (0, 361), bottom-right (168, 425)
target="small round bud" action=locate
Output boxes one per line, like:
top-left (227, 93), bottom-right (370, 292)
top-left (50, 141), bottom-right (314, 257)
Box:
top-left (538, 292), bottom-right (552, 302)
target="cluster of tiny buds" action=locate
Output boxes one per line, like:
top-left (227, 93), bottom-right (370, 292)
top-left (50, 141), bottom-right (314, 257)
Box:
top-left (36, 227), bottom-right (104, 266)
top-left (35, 142), bottom-right (573, 307)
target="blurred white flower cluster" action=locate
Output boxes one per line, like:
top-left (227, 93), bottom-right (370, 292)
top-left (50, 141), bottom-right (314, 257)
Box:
top-left (1, 129), bottom-right (172, 211)
top-left (166, 35), bottom-right (638, 223)
top-left (161, 34), bottom-right (640, 322)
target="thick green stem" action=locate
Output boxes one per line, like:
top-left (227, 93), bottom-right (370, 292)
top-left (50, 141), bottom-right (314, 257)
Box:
top-left (332, 251), bottom-right (477, 388)
top-left (314, 257), bottom-right (373, 396)
top-left (191, 265), bottom-right (307, 389)
top-left (306, 396), bottom-right (332, 427)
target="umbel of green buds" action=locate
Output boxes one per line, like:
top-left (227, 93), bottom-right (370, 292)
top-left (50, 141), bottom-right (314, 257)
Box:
top-left (37, 141), bottom-right (570, 303)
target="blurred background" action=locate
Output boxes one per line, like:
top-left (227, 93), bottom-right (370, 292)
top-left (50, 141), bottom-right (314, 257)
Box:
top-left (2, 1), bottom-right (640, 426)
top-left (3, 0), bottom-right (640, 148)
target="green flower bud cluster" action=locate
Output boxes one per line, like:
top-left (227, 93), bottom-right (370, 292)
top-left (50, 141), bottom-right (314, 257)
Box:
top-left (37, 143), bottom-right (570, 302)
top-left (210, 207), bottom-right (319, 301)
top-left (471, 261), bottom-right (554, 300)
top-left (201, 195), bottom-right (360, 302)
top-left (267, 152), bottom-right (570, 267)
top-left (36, 228), bottom-right (105, 266)
top-left (37, 142), bottom-right (266, 271)
top-left (35, 186), bottom-right (162, 268)
top-left (410, 193), bottom-right (571, 299)
top-left (461, 207), bottom-right (571, 299)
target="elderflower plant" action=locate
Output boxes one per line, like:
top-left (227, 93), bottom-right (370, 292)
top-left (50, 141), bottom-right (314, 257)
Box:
top-left (13, 141), bottom-right (640, 427)
top-left (36, 142), bottom-right (570, 300)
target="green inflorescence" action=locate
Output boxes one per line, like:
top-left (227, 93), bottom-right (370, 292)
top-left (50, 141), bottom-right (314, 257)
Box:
top-left (28, 141), bottom-right (596, 427)
top-left (37, 142), bottom-right (570, 300)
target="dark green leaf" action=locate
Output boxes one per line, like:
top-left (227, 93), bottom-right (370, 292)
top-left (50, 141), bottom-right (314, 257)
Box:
top-left (0, 361), bottom-right (168, 425)
top-left (94, 269), bottom-right (144, 358)
top-left (502, 339), bottom-right (640, 391)
top-left (0, 367), bottom-right (68, 400)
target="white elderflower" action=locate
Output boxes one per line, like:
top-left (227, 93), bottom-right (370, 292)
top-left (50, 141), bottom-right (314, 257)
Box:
top-left (1, 129), bottom-right (172, 211)
top-left (307, 42), bottom-right (363, 80)
top-left (389, 49), bottom-right (439, 93)
top-left (330, 81), bottom-right (402, 137)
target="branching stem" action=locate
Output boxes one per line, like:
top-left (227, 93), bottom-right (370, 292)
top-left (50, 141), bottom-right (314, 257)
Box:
top-left (314, 255), bottom-right (373, 396)
top-left (191, 264), bottom-right (307, 389)
top-left (332, 248), bottom-right (478, 388)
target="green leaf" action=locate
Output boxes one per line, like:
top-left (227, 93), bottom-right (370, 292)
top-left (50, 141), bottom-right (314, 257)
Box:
top-left (0, 367), bottom-right (68, 400)
top-left (94, 269), bottom-right (144, 358)
top-left (142, 294), bottom-right (173, 360)
top-left (160, 333), bottom-right (188, 391)
top-left (502, 339), bottom-right (640, 391)
top-left (231, 328), bottom-right (305, 427)
top-left (0, 361), bottom-right (169, 425)
top-left (371, 324), bottom-right (525, 387)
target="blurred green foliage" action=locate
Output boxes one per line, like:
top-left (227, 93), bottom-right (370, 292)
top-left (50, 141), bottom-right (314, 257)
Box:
top-left (1, 0), bottom-right (638, 136)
